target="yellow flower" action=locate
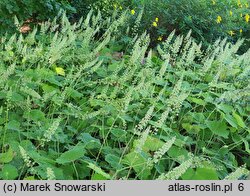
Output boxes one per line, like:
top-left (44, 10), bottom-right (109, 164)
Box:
top-left (55, 67), bottom-right (65, 76)
top-left (238, 0), bottom-right (243, 7)
top-left (157, 36), bottom-right (163, 41)
top-left (119, 6), bottom-right (123, 10)
top-left (245, 14), bottom-right (250, 23)
top-left (216, 16), bottom-right (222, 23)
top-left (240, 29), bottom-right (243, 34)
top-left (131, 9), bottom-right (135, 15)
top-left (212, 0), bottom-right (216, 5)
top-left (228, 30), bottom-right (235, 36)
top-left (113, 4), bottom-right (117, 9)
top-left (155, 17), bottom-right (159, 22)
top-left (229, 10), bottom-right (233, 16)
top-left (152, 21), bottom-right (158, 27)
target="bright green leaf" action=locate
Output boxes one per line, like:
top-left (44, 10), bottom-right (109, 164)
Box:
top-left (232, 112), bottom-right (246, 128)
top-left (87, 162), bottom-right (111, 179)
top-left (2, 164), bottom-right (18, 180)
top-left (56, 146), bottom-right (86, 164)
top-left (0, 148), bottom-right (14, 163)
top-left (122, 151), bottom-right (151, 180)
top-left (225, 114), bottom-right (238, 128)
top-left (133, 136), bottom-right (164, 152)
top-left (206, 120), bottom-right (229, 138)
top-left (188, 97), bottom-right (206, 106)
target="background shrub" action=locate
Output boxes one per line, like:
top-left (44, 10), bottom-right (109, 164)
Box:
top-left (120, 0), bottom-right (250, 49)
top-left (0, 0), bottom-right (75, 34)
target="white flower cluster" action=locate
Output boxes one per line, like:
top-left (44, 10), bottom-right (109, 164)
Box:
top-left (224, 165), bottom-right (249, 180)
top-left (20, 86), bottom-right (41, 100)
top-left (192, 156), bottom-right (223, 171)
top-left (130, 33), bottom-right (150, 65)
top-left (157, 155), bottom-right (193, 180)
top-left (169, 92), bottom-right (189, 120)
top-left (158, 56), bottom-right (170, 78)
top-left (46, 167), bottom-right (56, 180)
top-left (1, 63), bottom-right (16, 84)
top-left (123, 88), bottom-right (133, 113)
top-left (19, 146), bottom-right (35, 168)
top-left (158, 30), bottom-right (176, 60)
top-left (155, 108), bottom-right (170, 130)
top-left (217, 87), bottom-right (250, 103)
top-left (42, 117), bottom-right (61, 145)
top-left (145, 50), bottom-right (153, 68)
top-left (152, 137), bottom-right (176, 164)
top-left (134, 106), bottom-right (154, 134)
top-left (135, 126), bottom-right (151, 153)
top-left (167, 77), bottom-right (189, 121)
top-left (202, 54), bottom-right (215, 74)
top-left (82, 110), bottom-right (103, 121)
top-left (171, 35), bottom-right (184, 58)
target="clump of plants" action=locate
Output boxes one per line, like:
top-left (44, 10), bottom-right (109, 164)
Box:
top-left (0, 11), bottom-right (249, 180)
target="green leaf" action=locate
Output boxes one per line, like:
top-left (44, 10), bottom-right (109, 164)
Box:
top-left (167, 146), bottom-right (189, 161)
top-left (225, 113), bottom-right (238, 128)
top-left (108, 62), bottom-right (119, 72)
top-left (42, 84), bottom-right (58, 93)
top-left (23, 176), bottom-right (35, 180)
top-left (192, 167), bottom-right (219, 180)
top-left (56, 145), bottom-right (86, 164)
top-left (111, 128), bottom-right (127, 138)
top-left (6, 120), bottom-right (20, 131)
top-left (122, 151), bottom-right (151, 179)
top-left (242, 138), bottom-right (250, 154)
top-left (181, 168), bottom-right (195, 180)
top-left (206, 120), bottom-right (229, 138)
top-left (77, 133), bottom-right (101, 149)
top-left (231, 133), bottom-right (241, 143)
top-left (182, 167), bottom-right (218, 180)
top-left (105, 154), bottom-right (123, 170)
top-left (46, 77), bottom-right (62, 87)
top-left (232, 112), bottom-right (246, 128)
top-left (2, 164), bottom-right (18, 180)
top-left (24, 109), bottom-right (46, 122)
top-left (133, 136), bottom-right (164, 152)
top-left (11, 92), bottom-right (24, 102)
top-left (60, 165), bottom-right (74, 180)
top-left (216, 104), bottom-right (233, 113)
top-left (182, 123), bottom-right (200, 134)
top-left (66, 88), bottom-right (83, 99)
top-left (91, 173), bottom-right (109, 180)
top-left (190, 112), bottom-right (205, 123)
top-left (188, 97), bottom-right (206, 106)
top-left (0, 148), bottom-right (14, 163)
top-left (87, 162), bottom-right (111, 179)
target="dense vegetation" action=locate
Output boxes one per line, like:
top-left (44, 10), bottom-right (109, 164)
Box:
top-left (0, 1), bottom-right (249, 180)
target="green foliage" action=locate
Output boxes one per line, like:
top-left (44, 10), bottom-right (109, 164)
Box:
top-left (121, 0), bottom-right (250, 48)
top-left (0, 10), bottom-right (249, 180)
top-left (0, 0), bottom-right (75, 34)
top-left (70, 0), bottom-right (94, 20)
top-left (70, 0), bottom-right (125, 20)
